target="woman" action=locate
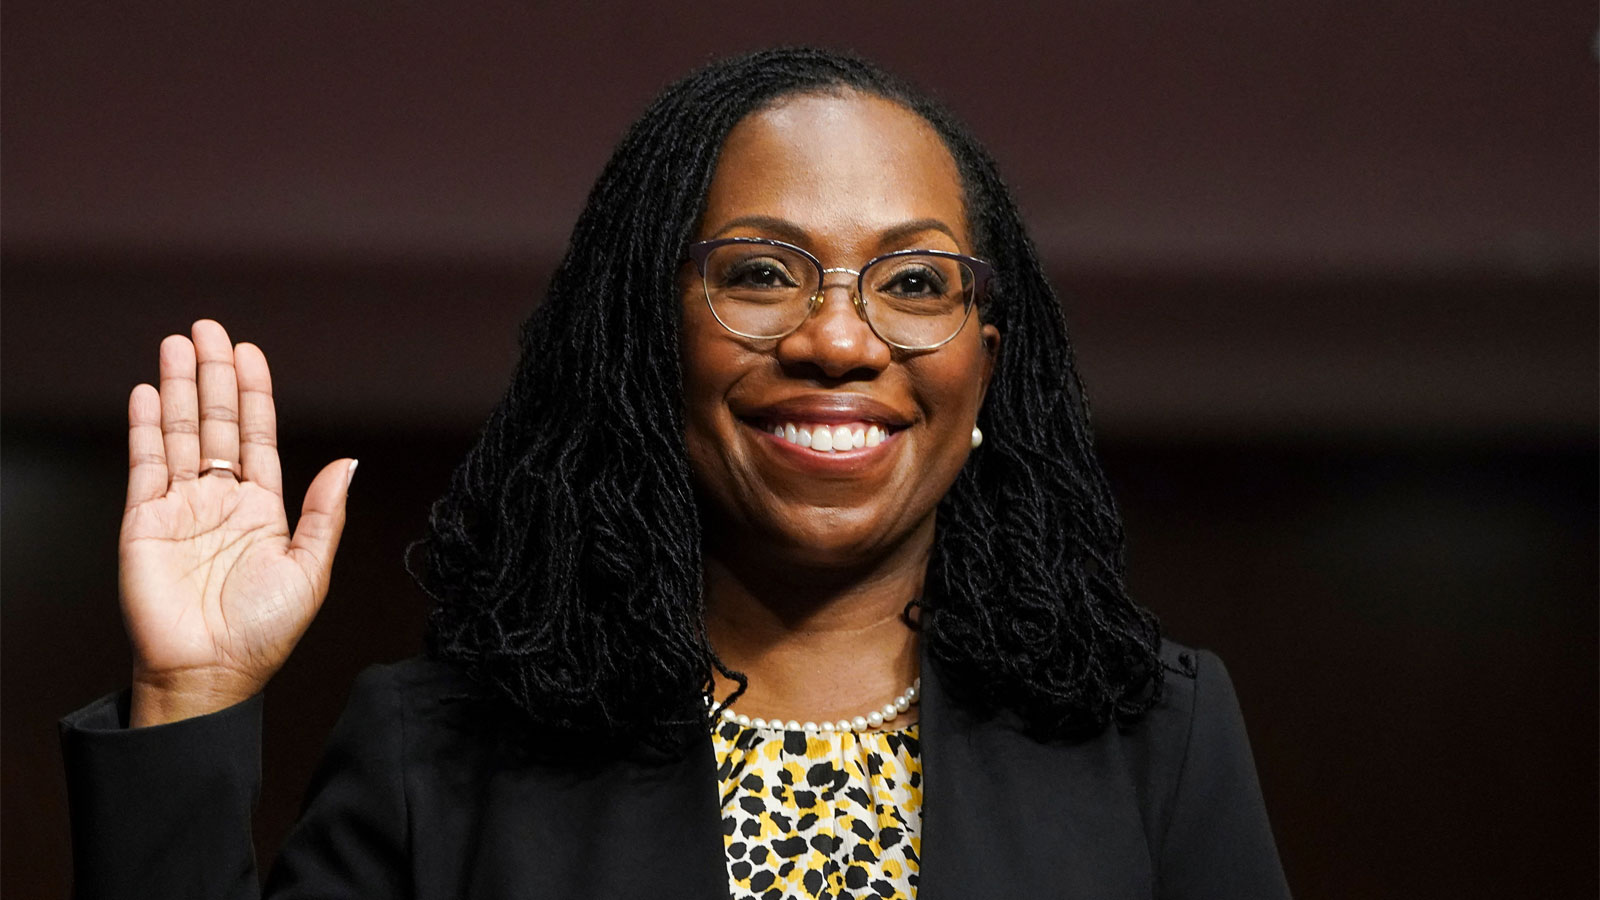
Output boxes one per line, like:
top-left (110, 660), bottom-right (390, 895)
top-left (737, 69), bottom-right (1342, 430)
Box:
top-left (61, 48), bottom-right (1289, 898)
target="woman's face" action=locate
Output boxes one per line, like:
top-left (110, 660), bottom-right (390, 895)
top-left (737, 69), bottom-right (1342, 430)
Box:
top-left (681, 90), bottom-right (1000, 569)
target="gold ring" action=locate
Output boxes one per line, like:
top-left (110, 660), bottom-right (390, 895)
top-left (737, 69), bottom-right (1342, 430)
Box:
top-left (199, 459), bottom-right (238, 478)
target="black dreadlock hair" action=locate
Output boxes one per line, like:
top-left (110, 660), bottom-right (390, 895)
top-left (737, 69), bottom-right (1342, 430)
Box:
top-left (410, 47), bottom-right (1164, 751)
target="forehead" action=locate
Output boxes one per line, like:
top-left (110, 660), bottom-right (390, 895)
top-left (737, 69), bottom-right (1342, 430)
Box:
top-left (699, 91), bottom-right (970, 251)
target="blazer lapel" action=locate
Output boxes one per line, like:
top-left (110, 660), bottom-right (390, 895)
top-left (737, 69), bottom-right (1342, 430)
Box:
top-left (917, 642), bottom-right (1156, 899)
top-left (464, 719), bottom-right (732, 899)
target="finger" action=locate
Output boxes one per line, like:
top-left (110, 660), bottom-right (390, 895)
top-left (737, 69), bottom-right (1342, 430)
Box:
top-left (288, 459), bottom-right (358, 591)
top-left (126, 384), bottom-right (169, 508)
top-left (191, 319), bottom-right (241, 475)
top-left (234, 342), bottom-right (283, 497)
top-left (159, 333), bottom-right (201, 480)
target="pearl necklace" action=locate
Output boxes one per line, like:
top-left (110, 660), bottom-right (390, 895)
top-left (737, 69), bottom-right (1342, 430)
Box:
top-left (710, 677), bottom-right (921, 734)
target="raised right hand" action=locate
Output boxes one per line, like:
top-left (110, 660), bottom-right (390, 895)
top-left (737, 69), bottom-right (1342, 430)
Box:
top-left (119, 319), bottom-right (356, 727)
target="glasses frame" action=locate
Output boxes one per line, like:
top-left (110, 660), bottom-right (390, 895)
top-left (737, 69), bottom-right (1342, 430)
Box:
top-left (686, 237), bottom-right (994, 351)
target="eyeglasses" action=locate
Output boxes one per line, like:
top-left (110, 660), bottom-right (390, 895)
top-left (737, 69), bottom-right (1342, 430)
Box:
top-left (686, 237), bottom-right (993, 351)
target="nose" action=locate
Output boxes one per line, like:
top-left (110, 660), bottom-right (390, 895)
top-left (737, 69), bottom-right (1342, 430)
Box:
top-left (773, 274), bottom-right (891, 379)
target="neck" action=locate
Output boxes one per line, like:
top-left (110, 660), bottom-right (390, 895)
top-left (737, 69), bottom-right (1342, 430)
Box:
top-left (702, 517), bottom-right (931, 727)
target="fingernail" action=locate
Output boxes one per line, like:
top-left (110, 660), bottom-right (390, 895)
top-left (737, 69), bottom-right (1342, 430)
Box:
top-left (345, 459), bottom-right (359, 490)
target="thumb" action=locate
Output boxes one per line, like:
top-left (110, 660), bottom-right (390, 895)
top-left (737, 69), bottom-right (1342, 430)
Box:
top-left (289, 458), bottom-right (358, 586)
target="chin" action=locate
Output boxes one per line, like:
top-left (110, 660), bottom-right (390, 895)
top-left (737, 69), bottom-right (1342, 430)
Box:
top-left (748, 506), bottom-right (926, 569)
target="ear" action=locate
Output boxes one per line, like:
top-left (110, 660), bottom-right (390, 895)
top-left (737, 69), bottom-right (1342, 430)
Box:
top-left (978, 323), bottom-right (1001, 401)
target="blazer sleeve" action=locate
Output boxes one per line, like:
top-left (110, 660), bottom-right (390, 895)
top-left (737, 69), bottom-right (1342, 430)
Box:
top-left (1156, 649), bottom-right (1292, 899)
top-left (58, 666), bottom-right (412, 900)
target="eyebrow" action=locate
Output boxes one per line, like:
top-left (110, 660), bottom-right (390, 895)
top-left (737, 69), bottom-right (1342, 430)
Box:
top-left (710, 215), bottom-right (964, 251)
top-left (711, 215), bottom-right (810, 244)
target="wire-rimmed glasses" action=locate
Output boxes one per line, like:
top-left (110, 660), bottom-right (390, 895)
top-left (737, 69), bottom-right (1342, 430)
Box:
top-left (686, 237), bottom-right (993, 351)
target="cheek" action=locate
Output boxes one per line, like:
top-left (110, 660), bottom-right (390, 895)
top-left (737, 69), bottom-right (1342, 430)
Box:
top-left (679, 296), bottom-right (725, 416)
top-left (914, 346), bottom-right (988, 433)
top-left (678, 296), bottom-right (751, 472)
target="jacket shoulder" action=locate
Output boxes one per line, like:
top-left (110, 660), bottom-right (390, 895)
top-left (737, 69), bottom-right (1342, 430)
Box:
top-left (1114, 638), bottom-right (1226, 840)
top-left (348, 655), bottom-right (485, 732)
top-left (1145, 640), bottom-right (1290, 894)
top-left (1136, 637), bottom-right (1253, 753)
top-left (1137, 637), bottom-right (1202, 742)
top-left (361, 654), bottom-right (476, 695)
top-left (1158, 636), bottom-right (1201, 681)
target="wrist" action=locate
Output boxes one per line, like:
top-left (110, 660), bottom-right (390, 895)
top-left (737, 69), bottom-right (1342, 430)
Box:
top-left (129, 668), bottom-right (260, 728)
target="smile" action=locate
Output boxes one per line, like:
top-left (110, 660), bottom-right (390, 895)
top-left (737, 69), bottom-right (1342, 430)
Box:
top-left (763, 421), bottom-right (895, 454)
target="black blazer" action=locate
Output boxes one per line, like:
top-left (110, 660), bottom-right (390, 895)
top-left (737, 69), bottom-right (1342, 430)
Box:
top-left (60, 639), bottom-right (1290, 899)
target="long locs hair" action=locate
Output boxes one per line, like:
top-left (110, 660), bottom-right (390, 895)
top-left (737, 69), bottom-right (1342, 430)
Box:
top-left (409, 47), bottom-right (1163, 750)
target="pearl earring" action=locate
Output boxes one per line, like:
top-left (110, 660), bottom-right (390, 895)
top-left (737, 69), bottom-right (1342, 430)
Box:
top-left (970, 426), bottom-right (983, 449)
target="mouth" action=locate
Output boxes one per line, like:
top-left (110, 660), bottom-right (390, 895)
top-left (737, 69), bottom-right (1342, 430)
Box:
top-left (731, 393), bottom-right (913, 462)
top-left (745, 418), bottom-right (906, 454)
top-left (732, 390), bottom-right (921, 454)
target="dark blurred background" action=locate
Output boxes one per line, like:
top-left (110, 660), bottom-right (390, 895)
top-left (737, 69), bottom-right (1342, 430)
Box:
top-left (4, 2), bottom-right (1595, 897)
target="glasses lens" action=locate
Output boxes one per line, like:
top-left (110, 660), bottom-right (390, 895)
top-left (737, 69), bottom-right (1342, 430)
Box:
top-left (861, 254), bottom-right (975, 348)
top-left (702, 243), bottom-right (818, 339)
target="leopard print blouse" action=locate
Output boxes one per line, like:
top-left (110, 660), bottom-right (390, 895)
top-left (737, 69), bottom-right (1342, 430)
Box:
top-left (712, 720), bottom-right (922, 900)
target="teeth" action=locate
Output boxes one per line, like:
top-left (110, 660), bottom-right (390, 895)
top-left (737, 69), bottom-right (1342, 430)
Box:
top-left (770, 421), bottom-right (890, 453)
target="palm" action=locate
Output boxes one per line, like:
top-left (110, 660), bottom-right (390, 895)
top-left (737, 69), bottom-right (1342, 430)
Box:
top-left (123, 479), bottom-right (308, 678)
top-left (119, 320), bottom-right (354, 721)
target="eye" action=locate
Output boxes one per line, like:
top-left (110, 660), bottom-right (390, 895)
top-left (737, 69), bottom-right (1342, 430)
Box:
top-left (721, 257), bottom-right (801, 290)
top-left (879, 264), bottom-right (948, 298)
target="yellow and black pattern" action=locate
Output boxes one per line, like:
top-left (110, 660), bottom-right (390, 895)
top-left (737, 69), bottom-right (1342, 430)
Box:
top-left (712, 721), bottom-right (922, 900)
